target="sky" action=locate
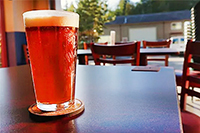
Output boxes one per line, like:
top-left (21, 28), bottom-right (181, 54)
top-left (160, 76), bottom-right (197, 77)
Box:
top-left (61, 0), bottom-right (141, 10)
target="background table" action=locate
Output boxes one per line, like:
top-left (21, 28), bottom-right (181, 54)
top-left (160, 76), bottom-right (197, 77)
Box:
top-left (77, 49), bottom-right (92, 64)
top-left (0, 65), bottom-right (182, 133)
top-left (139, 48), bottom-right (180, 65)
top-left (77, 48), bottom-right (180, 65)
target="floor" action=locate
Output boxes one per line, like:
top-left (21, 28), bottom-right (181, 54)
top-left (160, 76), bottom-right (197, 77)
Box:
top-left (88, 55), bottom-right (200, 117)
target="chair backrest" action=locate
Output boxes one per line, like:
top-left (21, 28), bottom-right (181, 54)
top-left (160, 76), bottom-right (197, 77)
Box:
top-left (115, 41), bottom-right (135, 45)
top-left (22, 44), bottom-right (30, 64)
top-left (83, 42), bottom-right (107, 50)
top-left (83, 42), bottom-right (107, 65)
top-left (142, 40), bottom-right (171, 66)
top-left (143, 40), bottom-right (171, 48)
top-left (180, 40), bottom-right (200, 110)
top-left (90, 42), bottom-right (140, 66)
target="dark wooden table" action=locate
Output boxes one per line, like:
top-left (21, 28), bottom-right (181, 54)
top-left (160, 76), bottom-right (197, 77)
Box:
top-left (77, 48), bottom-right (180, 65)
top-left (0, 65), bottom-right (182, 133)
top-left (77, 49), bottom-right (92, 64)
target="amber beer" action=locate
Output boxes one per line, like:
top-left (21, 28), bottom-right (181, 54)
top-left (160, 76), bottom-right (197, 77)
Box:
top-left (23, 10), bottom-right (79, 111)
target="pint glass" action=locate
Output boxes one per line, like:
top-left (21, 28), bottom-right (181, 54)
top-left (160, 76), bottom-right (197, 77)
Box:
top-left (23, 10), bottom-right (80, 112)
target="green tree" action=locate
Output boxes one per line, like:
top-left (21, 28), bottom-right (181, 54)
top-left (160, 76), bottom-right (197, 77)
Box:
top-left (132, 0), bottom-right (199, 15)
top-left (111, 0), bottom-right (135, 16)
top-left (115, 0), bottom-right (126, 15)
top-left (67, 3), bottom-right (76, 12)
top-left (111, 0), bottom-right (199, 16)
top-left (76, 0), bottom-right (111, 45)
top-left (125, 2), bottom-right (135, 15)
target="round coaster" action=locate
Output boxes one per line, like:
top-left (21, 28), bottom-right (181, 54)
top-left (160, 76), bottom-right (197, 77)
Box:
top-left (28, 99), bottom-right (84, 117)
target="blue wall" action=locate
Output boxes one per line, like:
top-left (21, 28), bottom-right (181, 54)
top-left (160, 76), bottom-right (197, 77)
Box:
top-left (6, 32), bottom-right (27, 66)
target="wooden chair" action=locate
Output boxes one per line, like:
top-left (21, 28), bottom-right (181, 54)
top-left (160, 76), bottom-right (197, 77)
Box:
top-left (90, 42), bottom-right (140, 66)
top-left (175, 40), bottom-right (200, 97)
top-left (22, 44), bottom-right (30, 64)
top-left (83, 42), bottom-right (107, 65)
top-left (175, 70), bottom-right (200, 92)
top-left (175, 40), bottom-right (200, 98)
top-left (142, 40), bottom-right (171, 66)
top-left (115, 41), bottom-right (134, 45)
top-left (178, 40), bottom-right (200, 133)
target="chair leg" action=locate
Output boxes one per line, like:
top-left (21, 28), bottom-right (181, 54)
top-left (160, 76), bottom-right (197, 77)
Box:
top-left (85, 55), bottom-right (88, 65)
top-left (191, 87), bottom-right (194, 102)
top-left (165, 55), bottom-right (169, 66)
top-left (180, 87), bottom-right (187, 110)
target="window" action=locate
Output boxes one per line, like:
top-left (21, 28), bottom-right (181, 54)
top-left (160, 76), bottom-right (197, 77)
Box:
top-left (173, 38), bottom-right (179, 44)
top-left (180, 38), bottom-right (184, 43)
top-left (171, 22), bottom-right (182, 30)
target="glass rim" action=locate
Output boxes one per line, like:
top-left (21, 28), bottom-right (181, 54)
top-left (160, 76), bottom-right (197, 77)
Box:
top-left (23, 10), bottom-right (79, 18)
top-left (23, 10), bottom-right (79, 28)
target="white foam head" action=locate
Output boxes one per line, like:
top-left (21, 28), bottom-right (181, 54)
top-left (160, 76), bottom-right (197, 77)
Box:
top-left (23, 10), bottom-right (79, 28)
